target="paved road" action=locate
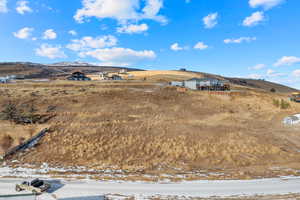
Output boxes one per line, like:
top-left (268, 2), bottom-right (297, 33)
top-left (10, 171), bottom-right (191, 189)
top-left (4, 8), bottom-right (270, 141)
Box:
top-left (0, 177), bottom-right (300, 199)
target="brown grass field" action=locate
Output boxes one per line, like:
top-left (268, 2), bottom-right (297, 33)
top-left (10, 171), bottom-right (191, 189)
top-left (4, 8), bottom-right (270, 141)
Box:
top-left (1, 75), bottom-right (300, 180)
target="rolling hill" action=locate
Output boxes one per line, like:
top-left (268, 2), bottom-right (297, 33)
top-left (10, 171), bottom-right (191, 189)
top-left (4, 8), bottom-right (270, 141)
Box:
top-left (1, 80), bottom-right (300, 181)
top-left (0, 62), bottom-right (298, 93)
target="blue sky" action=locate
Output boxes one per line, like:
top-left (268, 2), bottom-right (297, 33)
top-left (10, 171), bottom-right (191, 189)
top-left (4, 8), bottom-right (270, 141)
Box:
top-left (1, 0), bottom-right (300, 88)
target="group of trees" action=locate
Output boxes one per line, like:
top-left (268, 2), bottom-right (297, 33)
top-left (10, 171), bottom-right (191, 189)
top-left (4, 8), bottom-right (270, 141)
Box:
top-left (0, 101), bottom-right (41, 124)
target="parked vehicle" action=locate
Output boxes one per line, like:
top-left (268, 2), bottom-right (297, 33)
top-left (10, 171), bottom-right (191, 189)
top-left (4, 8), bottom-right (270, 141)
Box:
top-left (15, 179), bottom-right (51, 194)
top-left (290, 92), bottom-right (300, 102)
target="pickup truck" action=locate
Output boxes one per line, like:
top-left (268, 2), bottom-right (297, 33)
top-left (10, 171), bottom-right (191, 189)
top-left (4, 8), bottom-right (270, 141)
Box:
top-left (15, 179), bottom-right (51, 194)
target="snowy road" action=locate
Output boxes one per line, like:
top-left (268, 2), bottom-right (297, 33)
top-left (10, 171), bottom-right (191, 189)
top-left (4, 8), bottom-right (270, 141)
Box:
top-left (0, 177), bottom-right (300, 199)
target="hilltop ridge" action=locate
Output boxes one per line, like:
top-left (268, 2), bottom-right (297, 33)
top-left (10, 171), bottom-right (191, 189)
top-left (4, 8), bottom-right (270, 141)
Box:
top-left (0, 62), bottom-right (297, 93)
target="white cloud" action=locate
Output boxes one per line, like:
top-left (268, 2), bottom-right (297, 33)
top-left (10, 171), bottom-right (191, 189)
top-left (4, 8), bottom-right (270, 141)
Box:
top-left (248, 74), bottom-right (262, 79)
top-left (249, 0), bottom-right (285, 10)
top-left (74, 0), bottom-right (166, 24)
top-left (35, 44), bottom-right (67, 59)
top-left (292, 70), bottom-right (300, 77)
top-left (249, 64), bottom-right (266, 70)
top-left (117, 23), bottom-right (148, 34)
top-left (43, 29), bottom-right (57, 40)
top-left (203, 13), bottom-right (218, 29)
top-left (224, 37), bottom-right (257, 44)
top-left (0, 0), bottom-right (7, 13)
top-left (266, 69), bottom-right (285, 77)
top-left (13, 27), bottom-right (34, 39)
top-left (68, 30), bottom-right (77, 36)
top-left (143, 0), bottom-right (166, 23)
top-left (170, 43), bottom-right (184, 51)
top-left (274, 56), bottom-right (300, 67)
top-left (66, 35), bottom-right (117, 51)
top-left (79, 47), bottom-right (156, 66)
top-left (16, 0), bottom-right (32, 14)
top-left (194, 42), bottom-right (208, 50)
top-left (243, 11), bottom-right (265, 27)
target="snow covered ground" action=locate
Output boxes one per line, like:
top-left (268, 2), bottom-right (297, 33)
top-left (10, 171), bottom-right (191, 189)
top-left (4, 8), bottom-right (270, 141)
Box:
top-left (1, 177), bottom-right (300, 200)
top-left (0, 164), bottom-right (225, 181)
top-left (283, 114), bottom-right (300, 125)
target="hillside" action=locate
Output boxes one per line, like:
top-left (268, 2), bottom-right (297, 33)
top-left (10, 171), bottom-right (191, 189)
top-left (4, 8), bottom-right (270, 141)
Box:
top-left (127, 70), bottom-right (298, 93)
top-left (1, 80), bottom-right (300, 180)
top-left (0, 62), bottom-right (298, 93)
top-left (0, 62), bottom-right (142, 79)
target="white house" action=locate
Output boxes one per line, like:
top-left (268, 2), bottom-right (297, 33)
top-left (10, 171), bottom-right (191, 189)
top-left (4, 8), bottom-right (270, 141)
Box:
top-left (184, 78), bottom-right (229, 90)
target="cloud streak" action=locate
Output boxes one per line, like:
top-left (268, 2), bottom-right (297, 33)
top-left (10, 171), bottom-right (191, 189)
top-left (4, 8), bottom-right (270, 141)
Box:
top-left (203, 13), bottom-right (218, 29)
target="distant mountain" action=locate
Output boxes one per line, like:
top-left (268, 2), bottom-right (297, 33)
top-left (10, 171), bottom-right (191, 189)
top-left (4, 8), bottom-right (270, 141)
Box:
top-left (0, 61), bottom-right (143, 79)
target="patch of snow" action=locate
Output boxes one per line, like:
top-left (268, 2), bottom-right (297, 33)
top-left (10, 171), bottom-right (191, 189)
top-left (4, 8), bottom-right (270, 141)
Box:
top-left (283, 114), bottom-right (300, 125)
top-left (0, 164), bottom-right (218, 182)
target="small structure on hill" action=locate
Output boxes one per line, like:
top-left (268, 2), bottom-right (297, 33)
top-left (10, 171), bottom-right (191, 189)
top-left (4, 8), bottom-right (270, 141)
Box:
top-left (171, 78), bottom-right (230, 91)
top-left (67, 72), bottom-right (91, 81)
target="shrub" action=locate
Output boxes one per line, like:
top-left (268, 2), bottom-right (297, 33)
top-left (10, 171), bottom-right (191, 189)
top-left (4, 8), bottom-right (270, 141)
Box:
top-left (270, 88), bottom-right (276, 93)
top-left (0, 135), bottom-right (14, 152)
top-left (0, 101), bottom-right (45, 124)
top-left (280, 99), bottom-right (290, 109)
top-left (273, 99), bottom-right (290, 109)
top-left (20, 103), bottom-right (40, 124)
top-left (0, 101), bottom-right (19, 122)
top-left (273, 99), bottom-right (280, 107)
top-left (18, 137), bottom-right (26, 145)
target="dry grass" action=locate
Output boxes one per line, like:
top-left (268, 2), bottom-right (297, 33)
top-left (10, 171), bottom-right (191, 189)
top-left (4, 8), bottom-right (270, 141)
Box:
top-left (1, 80), bottom-right (300, 179)
top-left (127, 70), bottom-right (204, 81)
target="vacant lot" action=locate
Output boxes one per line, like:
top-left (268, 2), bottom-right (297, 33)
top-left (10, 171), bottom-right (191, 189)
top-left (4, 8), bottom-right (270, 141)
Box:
top-left (1, 80), bottom-right (300, 180)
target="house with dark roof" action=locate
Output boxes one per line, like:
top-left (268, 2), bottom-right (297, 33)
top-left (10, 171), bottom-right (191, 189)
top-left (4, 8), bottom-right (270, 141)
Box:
top-left (67, 72), bottom-right (91, 81)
